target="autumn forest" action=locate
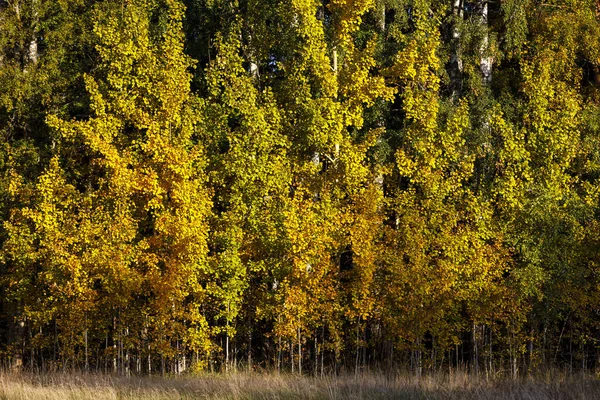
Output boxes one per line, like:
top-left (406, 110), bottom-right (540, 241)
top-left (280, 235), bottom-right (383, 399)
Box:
top-left (1, 0), bottom-right (600, 379)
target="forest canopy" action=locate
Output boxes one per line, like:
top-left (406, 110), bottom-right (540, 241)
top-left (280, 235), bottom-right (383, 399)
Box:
top-left (1, 0), bottom-right (600, 377)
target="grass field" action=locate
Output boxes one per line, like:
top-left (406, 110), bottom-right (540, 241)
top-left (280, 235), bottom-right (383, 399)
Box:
top-left (1, 370), bottom-right (599, 399)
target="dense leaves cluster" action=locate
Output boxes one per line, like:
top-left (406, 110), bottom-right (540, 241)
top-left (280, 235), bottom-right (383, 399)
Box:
top-left (1, 0), bottom-right (600, 376)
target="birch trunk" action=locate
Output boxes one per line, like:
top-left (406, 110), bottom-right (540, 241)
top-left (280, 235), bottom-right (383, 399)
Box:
top-left (480, 0), bottom-right (492, 84)
top-left (332, 47), bottom-right (338, 73)
top-left (28, 0), bottom-right (39, 66)
top-left (379, 4), bottom-right (385, 32)
top-left (298, 327), bottom-right (302, 374)
top-left (450, 0), bottom-right (463, 98)
top-left (8, 302), bottom-right (24, 373)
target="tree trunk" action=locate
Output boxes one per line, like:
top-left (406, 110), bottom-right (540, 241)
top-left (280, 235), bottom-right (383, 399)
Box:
top-left (247, 329), bottom-right (252, 373)
top-left (332, 47), bottom-right (338, 73)
top-left (298, 327), bottom-right (302, 374)
top-left (320, 325), bottom-right (325, 376)
top-left (479, 0), bottom-right (492, 84)
top-left (84, 328), bottom-right (89, 372)
top-left (450, 0), bottom-right (463, 98)
top-left (7, 301), bottom-right (24, 373)
top-left (225, 323), bottom-right (230, 372)
top-left (379, 4), bottom-right (385, 32)
top-left (355, 324), bottom-right (360, 376)
top-left (28, 0), bottom-right (39, 66)
top-left (314, 330), bottom-right (318, 376)
top-left (277, 334), bottom-right (282, 373)
top-left (472, 323), bottom-right (479, 375)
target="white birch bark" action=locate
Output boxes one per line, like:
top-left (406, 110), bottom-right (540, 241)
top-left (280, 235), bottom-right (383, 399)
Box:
top-left (450, 0), bottom-right (463, 98)
top-left (480, 0), bottom-right (492, 85)
top-left (28, 37), bottom-right (38, 65)
top-left (29, 0), bottom-right (39, 65)
top-left (379, 3), bottom-right (385, 32)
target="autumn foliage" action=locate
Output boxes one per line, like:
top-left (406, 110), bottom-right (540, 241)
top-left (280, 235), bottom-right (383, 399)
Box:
top-left (1, 0), bottom-right (600, 376)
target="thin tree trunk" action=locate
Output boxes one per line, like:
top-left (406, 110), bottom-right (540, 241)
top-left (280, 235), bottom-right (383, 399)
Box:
top-left (455, 343), bottom-right (459, 369)
top-left (320, 325), bottom-right (325, 377)
top-left (84, 328), bottom-right (89, 372)
top-left (332, 47), bottom-right (338, 73)
top-left (416, 338), bottom-right (422, 378)
top-left (355, 324), bottom-right (360, 376)
top-left (472, 323), bottom-right (479, 375)
top-left (29, 322), bottom-right (34, 371)
top-left (248, 328), bottom-right (252, 372)
top-left (54, 321), bottom-right (58, 369)
top-left (8, 302), bottom-right (24, 373)
top-left (569, 327), bottom-right (573, 374)
top-left (298, 327), bottom-right (302, 374)
top-left (113, 316), bottom-right (117, 374)
top-left (234, 340), bottom-right (238, 372)
top-left (314, 330), bottom-right (318, 377)
top-left (389, 339), bottom-right (393, 373)
top-left (582, 341), bottom-right (586, 372)
top-left (126, 346), bottom-right (130, 377)
top-left (39, 327), bottom-right (44, 372)
top-left (225, 324), bottom-right (230, 373)
top-left (528, 328), bottom-right (534, 373)
top-left (28, 0), bottom-right (39, 66)
top-left (362, 324), bottom-right (367, 371)
top-left (543, 323), bottom-right (547, 365)
top-left (450, 0), bottom-right (463, 98)
top-left (480, 0), bottom-right (492, 84)
top-left (432, 335), bottom-right (436, 372)
top-left (277, 334), bottom-right (282, 373)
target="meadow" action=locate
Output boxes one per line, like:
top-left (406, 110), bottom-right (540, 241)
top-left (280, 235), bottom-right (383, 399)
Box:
top-left (1, 371), bottom-right (599, 400)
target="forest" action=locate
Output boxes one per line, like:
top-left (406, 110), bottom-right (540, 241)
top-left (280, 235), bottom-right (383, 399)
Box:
top-left (0, 0), bottom-right (600, 379)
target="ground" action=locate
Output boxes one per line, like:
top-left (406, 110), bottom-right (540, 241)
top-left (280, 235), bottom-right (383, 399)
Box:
top-left (1, 370), bottom-right (599, 399)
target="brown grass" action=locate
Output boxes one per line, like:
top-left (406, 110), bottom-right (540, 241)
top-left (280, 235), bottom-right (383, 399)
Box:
top-left (0, 370), bottom-right (599, 399)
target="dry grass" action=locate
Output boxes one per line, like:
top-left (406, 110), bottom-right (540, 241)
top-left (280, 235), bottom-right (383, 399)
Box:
top-left (0, 370), bottom-right (599, 399)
